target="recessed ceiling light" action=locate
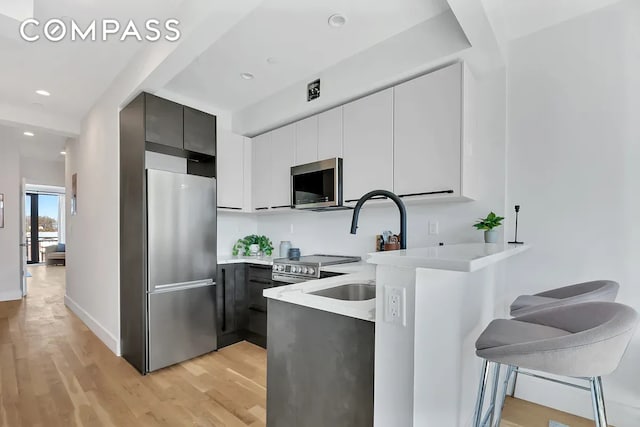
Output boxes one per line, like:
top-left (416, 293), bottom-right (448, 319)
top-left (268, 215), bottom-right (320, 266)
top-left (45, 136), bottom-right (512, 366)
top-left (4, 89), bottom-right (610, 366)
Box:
top-left (240, 72), bottom-right (255, 80)
top-left (266, 57), bottom-right (278, 65)
top-left (328, 13), bottom-right (347, 28)
top-left (35, 89), bottom-right (50, 96)
top-left (60, 151), bottom-right (66, 155)
top-left (24, 131), bottom-right (35, 137)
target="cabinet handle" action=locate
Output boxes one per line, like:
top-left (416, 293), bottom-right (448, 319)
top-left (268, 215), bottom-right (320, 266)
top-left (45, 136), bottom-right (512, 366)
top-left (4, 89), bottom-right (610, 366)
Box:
top-left (345, 196), bottom-right (388, 203)
top-left (398, 190), bottom-right (454, 198)
top-left (218, 206), bottom-right (242, 210)
top-left (221, 268), bottom-right (227, 332)
top-left (271, 205), bottom-right (292, 209)
top-left (255, 207), bottom-right (269, 211)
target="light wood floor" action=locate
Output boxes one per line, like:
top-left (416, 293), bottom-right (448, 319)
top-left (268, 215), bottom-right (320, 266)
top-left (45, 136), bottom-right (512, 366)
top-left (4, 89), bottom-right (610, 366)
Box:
top-left (0, 266), bottom-right (599, 426)
top-left (1, 266), bottom-right (266, 427)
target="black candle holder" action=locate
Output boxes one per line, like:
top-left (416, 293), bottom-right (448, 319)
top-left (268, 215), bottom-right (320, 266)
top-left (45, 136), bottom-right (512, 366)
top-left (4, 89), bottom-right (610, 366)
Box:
top-left (508, 205), bottom-right (524, 244)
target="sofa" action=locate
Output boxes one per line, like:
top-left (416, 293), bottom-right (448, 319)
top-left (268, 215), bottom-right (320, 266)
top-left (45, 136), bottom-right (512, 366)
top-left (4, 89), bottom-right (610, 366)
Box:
top-left (45, 243), bottom-right (66, 266)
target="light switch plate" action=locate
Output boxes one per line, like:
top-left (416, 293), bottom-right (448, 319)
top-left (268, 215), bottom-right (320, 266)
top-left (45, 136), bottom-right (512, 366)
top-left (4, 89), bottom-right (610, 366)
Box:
top-left (428, 221), bottom-right (439, 235)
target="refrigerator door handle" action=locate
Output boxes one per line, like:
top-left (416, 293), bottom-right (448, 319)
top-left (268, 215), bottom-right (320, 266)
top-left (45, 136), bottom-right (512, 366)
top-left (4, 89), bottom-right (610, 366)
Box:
top-left (151, 279), bottom-right (214, 293)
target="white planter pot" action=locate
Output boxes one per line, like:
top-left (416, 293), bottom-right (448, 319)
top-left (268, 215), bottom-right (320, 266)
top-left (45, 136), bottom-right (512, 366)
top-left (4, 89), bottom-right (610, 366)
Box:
top-left (484, 230), bottom-right (498, 243)
top-left (249, 244), bottom-right (260, 255)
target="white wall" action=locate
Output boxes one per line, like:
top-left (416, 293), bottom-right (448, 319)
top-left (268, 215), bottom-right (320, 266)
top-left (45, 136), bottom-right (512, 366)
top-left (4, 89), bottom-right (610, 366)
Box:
top-left (257, 68), bottom-right (508, 259)
top-left (218, 211), bottom-right (258, 256)
top-left (0, 139), bottom-right (22, 301)
top-left (64, 103), bottom-right (121, 353)
top-left (505, 0), bottom-right (640, 424)
top-left (20, 157), bottom-right (65, 187)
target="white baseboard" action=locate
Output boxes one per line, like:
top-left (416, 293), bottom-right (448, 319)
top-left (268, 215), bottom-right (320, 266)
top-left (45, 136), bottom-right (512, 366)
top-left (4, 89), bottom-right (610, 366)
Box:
top-left (64, 294), bottom-right (121, 356)
top-left (0, 289), bottom-right (23, 301)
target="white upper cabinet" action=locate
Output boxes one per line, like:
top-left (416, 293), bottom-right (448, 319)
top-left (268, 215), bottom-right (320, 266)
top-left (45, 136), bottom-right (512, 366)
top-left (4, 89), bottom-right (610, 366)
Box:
top-left (394, 62), bottom-right (466, 198)
top-left (269, 124), bottom-right (296, 208)
top-left (295, 116), bottom-right (318, 166)
top-left (318, 106), bottom-right (343, 160)
top-left (343, 88), bottom-right (394, 202)
top-left (217, 129), bottom-right (245, 210)
top-left (252, 132), bottom-right (271, 210)
top-left (247, 62), bottom-right (476, 213)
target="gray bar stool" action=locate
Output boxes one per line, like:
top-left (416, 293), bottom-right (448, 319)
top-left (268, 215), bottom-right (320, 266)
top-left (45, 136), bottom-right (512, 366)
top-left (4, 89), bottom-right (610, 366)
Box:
top-left (472, 301), bottom-right (638, 427)
top-left (508, 280), bottom-right (620, 397)
top-left (510, 280), bottom-right (619, 317)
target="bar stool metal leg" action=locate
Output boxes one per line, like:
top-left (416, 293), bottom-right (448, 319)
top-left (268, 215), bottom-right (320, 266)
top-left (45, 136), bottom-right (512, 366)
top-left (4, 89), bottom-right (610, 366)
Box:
top-left (590, 376), bottom-right (608, 427)
top-left (493, 365), bottom-right (515, 427)
top-left (509, 367), bottom-right (519, 397)
top-left (473, 360), bottom-right (490, 427)
top-left (488, 363), bottom-right (501, 427)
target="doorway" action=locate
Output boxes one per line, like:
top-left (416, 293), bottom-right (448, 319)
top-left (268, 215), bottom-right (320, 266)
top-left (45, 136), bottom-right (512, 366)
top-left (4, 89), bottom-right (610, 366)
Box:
top-left (25, 192), bottom-right (62, 264)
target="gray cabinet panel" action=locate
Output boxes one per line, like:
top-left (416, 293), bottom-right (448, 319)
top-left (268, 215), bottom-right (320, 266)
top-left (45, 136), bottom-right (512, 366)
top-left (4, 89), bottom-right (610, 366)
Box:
top-left (145, 94), bottom-right (183, 148)
top-left (217, 264), bottom-right (248, 340)
top-left (267, 299), bottom-right (374, 427)
top-left (184, 106), bottom-right (216, 156)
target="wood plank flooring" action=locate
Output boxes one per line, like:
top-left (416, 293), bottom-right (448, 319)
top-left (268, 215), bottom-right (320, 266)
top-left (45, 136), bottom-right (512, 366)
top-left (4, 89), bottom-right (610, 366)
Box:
top-left (1, 266), bottom-right (265, 427)
top-left (0, 265), bottom-right (600, 426)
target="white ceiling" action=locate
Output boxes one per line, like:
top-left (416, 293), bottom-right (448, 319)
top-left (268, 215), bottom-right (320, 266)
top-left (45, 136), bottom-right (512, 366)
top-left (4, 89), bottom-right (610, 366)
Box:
top-left (0, 0), bottom-right (184, 125)
top-left (0, 123), bottom-right (67, 161)
top-left (164, 0), bottom-right (451, 113)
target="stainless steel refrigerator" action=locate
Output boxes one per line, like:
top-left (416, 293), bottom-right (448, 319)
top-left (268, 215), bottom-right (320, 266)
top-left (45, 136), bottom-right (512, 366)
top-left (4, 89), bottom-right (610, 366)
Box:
top-left (146, 169), bottom-right (217, 372)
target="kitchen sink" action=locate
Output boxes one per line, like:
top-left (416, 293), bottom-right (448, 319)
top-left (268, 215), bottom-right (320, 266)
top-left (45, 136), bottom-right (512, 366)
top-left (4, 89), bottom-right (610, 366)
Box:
top-left (310, 282), bottom-right (376, 301)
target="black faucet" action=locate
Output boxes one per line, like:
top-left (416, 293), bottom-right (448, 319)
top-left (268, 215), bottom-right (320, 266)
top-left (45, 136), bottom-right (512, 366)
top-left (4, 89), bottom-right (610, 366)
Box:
top-left (350, 190), bottom-right (407, 250)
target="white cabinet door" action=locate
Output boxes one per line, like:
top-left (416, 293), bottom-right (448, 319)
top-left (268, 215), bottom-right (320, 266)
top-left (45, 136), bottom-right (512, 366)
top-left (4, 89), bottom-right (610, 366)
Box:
top-left (217, 129), bottom-right (244, 209)
top-left (252, 133), bottom-right (271, 210)
top-left (318, 106), bottom-right (343, 160)
top-left (269, 124), bottom-right (296, 208)
top-left (343, 88), bottom-right (394, 202)
top-left (295, 116), bottom-right (318, 166)
top-left (394, 63), bottom-right (462, 197)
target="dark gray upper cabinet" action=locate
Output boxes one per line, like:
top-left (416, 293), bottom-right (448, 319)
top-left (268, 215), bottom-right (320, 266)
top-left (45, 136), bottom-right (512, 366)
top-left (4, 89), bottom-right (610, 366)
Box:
top-left (184, 106), bottom-right (216, 156)
top-left (144, 94), bottom-right (183, 148)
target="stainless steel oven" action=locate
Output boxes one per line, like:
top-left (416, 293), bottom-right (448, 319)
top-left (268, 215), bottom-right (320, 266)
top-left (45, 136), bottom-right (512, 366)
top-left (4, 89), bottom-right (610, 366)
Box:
top-left (291, 158), bottom-right (343, 209)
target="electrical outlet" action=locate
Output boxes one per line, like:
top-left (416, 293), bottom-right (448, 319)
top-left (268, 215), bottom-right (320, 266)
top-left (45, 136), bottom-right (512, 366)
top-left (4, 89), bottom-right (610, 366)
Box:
top-left (384, 286), bottom-right (406, 326)
top-left (549, 421), bottom-right (570, 427)
top-left (429, 221), bottom-right (439, 235)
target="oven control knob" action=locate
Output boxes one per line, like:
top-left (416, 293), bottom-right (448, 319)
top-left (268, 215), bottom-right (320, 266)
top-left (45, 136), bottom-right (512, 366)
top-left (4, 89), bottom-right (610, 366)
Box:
top-left (300, 267), bottom-right (307, 274)
top-left (292, 266), bottom-right (299, 273)
top-left (276, 265), bottom-right (283, 272)
top-left (308, 267), bottom-right (315, 275)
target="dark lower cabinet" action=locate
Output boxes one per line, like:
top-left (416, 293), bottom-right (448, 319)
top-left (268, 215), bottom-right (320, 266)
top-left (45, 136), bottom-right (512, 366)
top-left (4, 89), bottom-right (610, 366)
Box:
top-left (245, 265), bottom-right (273, 348)
top-left (217, 263), bottom-right (272, 349)
top-left (216, 264), bottom-right (247, 348)
top-left (267, 299), bottom-right (374, 427)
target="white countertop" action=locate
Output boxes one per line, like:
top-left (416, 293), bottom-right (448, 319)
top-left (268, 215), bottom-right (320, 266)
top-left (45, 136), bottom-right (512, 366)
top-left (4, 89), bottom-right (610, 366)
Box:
top-left (366, 243), bottom-right (530, 272)
top-left (217, 255), bottom-right (275, 266)
top-left (263, 263), bottom-right (376, 322)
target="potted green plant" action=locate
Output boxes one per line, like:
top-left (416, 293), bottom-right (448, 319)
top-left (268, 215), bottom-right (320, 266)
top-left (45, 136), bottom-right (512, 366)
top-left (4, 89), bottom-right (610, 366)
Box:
top-left (473, 212), bottom-right (504, 243)
top-left (232, 234), bottom-right (274, 257)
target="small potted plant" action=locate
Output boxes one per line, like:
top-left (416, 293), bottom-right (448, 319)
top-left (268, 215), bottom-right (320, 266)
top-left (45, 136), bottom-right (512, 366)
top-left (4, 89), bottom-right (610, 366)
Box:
top-left (473, 212), bottom-right (504, 243)
top-left (232, 235), bottom-right (274, 257)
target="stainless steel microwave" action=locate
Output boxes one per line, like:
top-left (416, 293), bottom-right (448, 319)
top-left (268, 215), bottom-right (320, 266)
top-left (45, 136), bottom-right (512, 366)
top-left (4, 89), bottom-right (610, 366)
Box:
top-left (291, 158), bottom-right (343, 209)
